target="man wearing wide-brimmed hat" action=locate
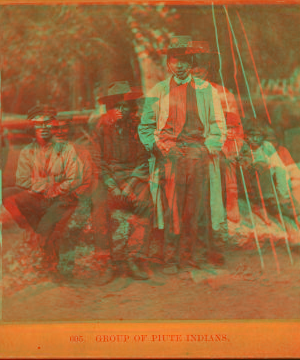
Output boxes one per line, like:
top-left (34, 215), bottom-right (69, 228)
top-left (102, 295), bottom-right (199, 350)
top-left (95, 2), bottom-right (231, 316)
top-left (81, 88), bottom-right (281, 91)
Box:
top-left (2, 105), bottom-right (83, 272)
top-left (138, 36), bottom-right (227, 274)
top-left (92, 81), bottom-right (152, 282)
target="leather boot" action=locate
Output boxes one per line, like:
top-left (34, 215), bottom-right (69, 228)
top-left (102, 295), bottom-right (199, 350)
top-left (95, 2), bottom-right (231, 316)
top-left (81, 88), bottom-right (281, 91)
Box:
top-left (207, 251), bottom-right (225, 266)
top-left (127, 258), bottom-right (149, 280)
top-left (162, 264), bottom-right (179, 275)
top-left (98, 259), bottom-right (116, 286)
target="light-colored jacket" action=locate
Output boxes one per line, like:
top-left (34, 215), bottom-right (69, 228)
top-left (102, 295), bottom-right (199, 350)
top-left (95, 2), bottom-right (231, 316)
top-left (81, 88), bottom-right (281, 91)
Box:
top-left (16, 140), bottom-right (83, 198)
top-left (138, 76), bottom-right (227, 229)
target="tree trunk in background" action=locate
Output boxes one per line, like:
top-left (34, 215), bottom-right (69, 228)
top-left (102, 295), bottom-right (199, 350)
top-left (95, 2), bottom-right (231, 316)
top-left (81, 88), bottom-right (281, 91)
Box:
top-left (71, 60), bottom-right (81, 110)
top-left (137, 55), bottom-right (167, 93)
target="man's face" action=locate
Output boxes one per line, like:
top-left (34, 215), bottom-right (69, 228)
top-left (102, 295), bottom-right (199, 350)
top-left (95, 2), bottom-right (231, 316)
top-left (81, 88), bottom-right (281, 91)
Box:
top-left (246, 131), bottom-right (264, 149)
top-left (51, 120), bottom-right (69, 142)
top-left (33, 116), bottom-right (52, 142)
top-left (266, 130), bottom-right (279, 148)
top-left (192, 53), bottom-right (210, 80)
top-left (113, 101), bottom-right (131, 121)
top-left (168, 55), bottom-right (192, 80)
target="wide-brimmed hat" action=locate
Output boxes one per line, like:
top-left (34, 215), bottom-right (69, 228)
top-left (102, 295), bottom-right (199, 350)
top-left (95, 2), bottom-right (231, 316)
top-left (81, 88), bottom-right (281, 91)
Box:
top-left (158, 36), bottom-right (204, 56)
top-left (98, 81), bottom-right (143, 105)
top-left (190, 41), bottom-right (220, 55)
top-left (27, 105), bottom-right (57, 121)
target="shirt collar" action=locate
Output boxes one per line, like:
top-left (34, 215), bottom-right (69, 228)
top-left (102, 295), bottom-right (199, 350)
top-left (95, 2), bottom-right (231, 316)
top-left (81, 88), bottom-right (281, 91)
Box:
top-left (173, 74), bottom-right (192, 85)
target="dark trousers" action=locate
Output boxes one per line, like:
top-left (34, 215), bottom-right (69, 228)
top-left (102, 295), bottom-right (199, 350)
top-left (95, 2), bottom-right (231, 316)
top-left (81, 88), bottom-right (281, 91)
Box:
top-left (159, 145), bottom-right (212, 265)
top-left (3, 187), bottom-right (78, 239)
top-left (107, 180), bottom-right (152, 262)
top-left (242, 167), bottom-right (300, 220)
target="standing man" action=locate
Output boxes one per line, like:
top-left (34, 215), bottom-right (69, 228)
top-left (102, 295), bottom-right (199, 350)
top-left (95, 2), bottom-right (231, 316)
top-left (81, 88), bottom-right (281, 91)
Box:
top-left (139, 36), bottom-right (227, 274)
top-left (92, 81), bottom-right (152, 281)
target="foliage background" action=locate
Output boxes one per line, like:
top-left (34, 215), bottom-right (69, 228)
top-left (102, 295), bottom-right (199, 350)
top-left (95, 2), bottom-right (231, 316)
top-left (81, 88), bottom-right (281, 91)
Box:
top-left (1, 4), bottom-right (300, 113)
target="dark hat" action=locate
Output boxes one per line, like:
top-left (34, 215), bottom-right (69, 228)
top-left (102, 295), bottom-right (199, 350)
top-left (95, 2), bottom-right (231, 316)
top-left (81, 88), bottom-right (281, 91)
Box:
top-left (27, 105), bottom-right (57, 121)
top-left (158, 36), bottom-right (204, 56)
top-left (98, 81), bottom-right (143, 105)
top-left (51, 118), bottom-right (70, 126)
top-left (242, 117), bottom-right (265, 135)
top-left (190, 41), bottom-right (220, 55)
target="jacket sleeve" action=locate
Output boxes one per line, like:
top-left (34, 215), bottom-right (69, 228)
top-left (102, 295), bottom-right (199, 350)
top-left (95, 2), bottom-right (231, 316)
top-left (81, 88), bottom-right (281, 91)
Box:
top-left (98, 124), bottom-right (119, 190)
top-left (205, 87), bottom-right (227, 153)
top-left (16, 148), bottom-right (32, 189)
top-left (31, 176), bottom-right (53, 193)
top-left (128, 141), bottom-right (150, 184)
top-left (56, 144), bottom-right (83, 195)
top-left (138, 85), bottom-right (159, 152)
top-left (90, 112), bottom-right (114, 179)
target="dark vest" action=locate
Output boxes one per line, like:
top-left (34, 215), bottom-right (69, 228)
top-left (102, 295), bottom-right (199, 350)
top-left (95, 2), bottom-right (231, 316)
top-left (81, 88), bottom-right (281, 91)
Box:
top-left (161, 77), bottom-right (204, 144)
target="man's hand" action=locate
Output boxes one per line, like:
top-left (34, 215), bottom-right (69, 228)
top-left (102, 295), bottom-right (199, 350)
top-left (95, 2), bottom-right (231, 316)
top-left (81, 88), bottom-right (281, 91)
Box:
top-left (208, 149), bottom-right (220, 157)
top-left (45, 184), bottom-right (61, 199)
top-left (105, 109), bottom-right (123, 125)
top-left (110, 187), bottom-right (122, 199)
top-left (121, 184), bottom-right (136, 203)
top-left (155, 141), bottom-right (176, 157)
top-left (204, 138), bottom-right (222, 156)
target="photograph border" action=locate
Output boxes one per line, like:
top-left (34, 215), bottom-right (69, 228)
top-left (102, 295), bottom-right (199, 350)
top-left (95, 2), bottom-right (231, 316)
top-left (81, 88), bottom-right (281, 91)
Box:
top-left (1, 0), bottom-right (300, 358)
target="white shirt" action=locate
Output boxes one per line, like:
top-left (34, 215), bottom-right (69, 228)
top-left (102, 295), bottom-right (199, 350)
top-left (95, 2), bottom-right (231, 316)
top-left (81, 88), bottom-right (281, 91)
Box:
top-left (173, 74), bottom-right (192, 85)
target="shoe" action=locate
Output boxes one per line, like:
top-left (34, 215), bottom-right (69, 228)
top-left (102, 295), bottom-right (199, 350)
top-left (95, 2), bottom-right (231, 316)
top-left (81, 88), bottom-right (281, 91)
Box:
top-left (162, 264), bottom-right (179, 275)
top-left (36, 257), bottom-right (58, 274)
top-left (180, 259), bottom-right (201, 271)
top-left (98, 263), bottom-right (116, 286)
top-left (127, 259), bottom-right (149, 280)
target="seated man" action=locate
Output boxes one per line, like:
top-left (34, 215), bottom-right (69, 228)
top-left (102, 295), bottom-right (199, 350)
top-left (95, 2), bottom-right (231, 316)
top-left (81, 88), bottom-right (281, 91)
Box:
top-left (264, 126), bottom-right (300, 219)
top-left (221, 112), bottom-right (244, 224)
top-left (93, 81), bottom-right (152, 281)
top-left (239, 118), bottom-right (294, 221)
top-left (2, 105), bottom-right (83, 271)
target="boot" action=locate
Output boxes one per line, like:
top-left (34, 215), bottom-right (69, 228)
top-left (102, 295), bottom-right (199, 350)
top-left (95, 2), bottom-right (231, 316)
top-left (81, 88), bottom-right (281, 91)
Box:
top-left (206, 251), bottom-right (225, 267)
top-left (127, 258), bottom-right (149, 280)
top-left (162, 264), bottom-right (179, 275)
top-left (98, 259), bottom-right (116, 286)
top-left (180, 258), bottom-right (201, 271)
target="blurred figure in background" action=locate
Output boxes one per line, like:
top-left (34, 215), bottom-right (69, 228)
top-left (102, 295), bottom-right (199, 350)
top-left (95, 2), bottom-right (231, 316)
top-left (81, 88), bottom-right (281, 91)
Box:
top-left (264, 126), bottom-right (300, 218)
top-left (221, 112), bottom-right (244, 224)
top-left (239, 118), bottom-right (296, 221)
top-left (192, 41), bottom-right (244, 226)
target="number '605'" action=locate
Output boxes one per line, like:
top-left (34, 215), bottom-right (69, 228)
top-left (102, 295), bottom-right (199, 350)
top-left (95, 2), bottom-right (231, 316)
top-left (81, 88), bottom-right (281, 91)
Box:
top-left (70, 336), bottom-right (84, 342)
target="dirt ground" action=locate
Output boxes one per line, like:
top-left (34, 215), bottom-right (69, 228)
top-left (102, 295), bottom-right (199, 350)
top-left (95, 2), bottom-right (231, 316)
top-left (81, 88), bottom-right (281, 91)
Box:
top-left (2, 210), bottom-right (300, 322)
